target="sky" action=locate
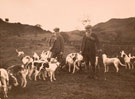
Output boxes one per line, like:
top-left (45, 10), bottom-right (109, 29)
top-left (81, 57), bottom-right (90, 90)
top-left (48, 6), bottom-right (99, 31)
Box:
top-left (0, 0), bottom-right (135, 31)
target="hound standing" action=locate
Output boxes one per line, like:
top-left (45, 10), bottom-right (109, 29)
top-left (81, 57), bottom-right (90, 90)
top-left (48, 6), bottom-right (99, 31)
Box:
top-left (66, 53), bottom-right (83, 74)
top-left (102, 54), bottom-right (126, 73)
top-left (0, 68), bottom-right (18, 98)
top-left (120, 50), bottom-right (131, 69)
top-left (43, 58), bottom-right (60, 82)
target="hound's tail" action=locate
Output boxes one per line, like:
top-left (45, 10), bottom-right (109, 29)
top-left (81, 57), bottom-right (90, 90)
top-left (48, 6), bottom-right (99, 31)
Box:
top-left (119, 60), bottom-right (126, 67)
top-left (16, 49), bottom-right (19, 53)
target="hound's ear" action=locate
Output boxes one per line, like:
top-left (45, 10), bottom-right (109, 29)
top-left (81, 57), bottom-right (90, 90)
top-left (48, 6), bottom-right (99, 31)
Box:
top-left (43, 63), bottom-right (49, 68)
top-left (16, 49), bottom-right (18, 52)
top-left (123, 54), bottom-right (126, 58)
top-left (47, 58), bottom-right (51, 62)
top-left (55, 57), bottom-right (58, 60)
top-left (73, 57), bottom-right (76, 61)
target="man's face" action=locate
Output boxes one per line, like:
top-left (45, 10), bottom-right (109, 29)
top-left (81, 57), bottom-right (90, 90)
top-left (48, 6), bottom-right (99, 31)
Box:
top-left (55, 31), bottom-right (60, 35)
top-left (86, 28), bottom-right (92, 33)
top-left (52, 32), bottom-right (56, 36)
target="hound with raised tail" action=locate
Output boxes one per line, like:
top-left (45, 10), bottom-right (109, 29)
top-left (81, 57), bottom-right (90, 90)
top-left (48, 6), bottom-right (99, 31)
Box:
top-left (16, 49), bottom-right (24, 57)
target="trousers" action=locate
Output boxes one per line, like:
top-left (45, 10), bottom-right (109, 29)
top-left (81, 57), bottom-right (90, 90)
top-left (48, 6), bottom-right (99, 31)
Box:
top-left (83, 54), bottom-right (96, 77)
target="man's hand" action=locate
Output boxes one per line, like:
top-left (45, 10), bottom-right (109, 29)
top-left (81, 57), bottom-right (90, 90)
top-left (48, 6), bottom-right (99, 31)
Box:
top-left (79, 51), bottom-right (82, 54)
top-left (60, 52), bottom-right (63, 55)
top-left (49, 47), bottom-right (52, 51)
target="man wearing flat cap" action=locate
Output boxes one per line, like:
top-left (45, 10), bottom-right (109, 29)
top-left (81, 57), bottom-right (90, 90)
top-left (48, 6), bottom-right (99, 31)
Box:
top-left (49, 27), bottom-right (64, 62)
top-left (80, 25), bottom-right (101, 79)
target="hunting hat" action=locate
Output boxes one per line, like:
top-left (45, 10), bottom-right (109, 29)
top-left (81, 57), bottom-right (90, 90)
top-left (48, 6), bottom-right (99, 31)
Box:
top-left (53, 27), bottom-right (60, 32)
top-left (85, 25), bottom-right (92, 30)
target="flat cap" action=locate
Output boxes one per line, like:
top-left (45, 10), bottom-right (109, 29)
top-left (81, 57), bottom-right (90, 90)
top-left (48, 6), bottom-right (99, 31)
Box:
top-left (85, 25), bottom-right (92, 30)
top-left (53, 27), bottom-right (60, 32)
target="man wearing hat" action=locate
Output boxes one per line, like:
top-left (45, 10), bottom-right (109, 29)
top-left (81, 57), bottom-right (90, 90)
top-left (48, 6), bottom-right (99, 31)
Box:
top-left (80, 25), bottom-right (101, 79)
top-left (49, 27), bottom-right (64, 62)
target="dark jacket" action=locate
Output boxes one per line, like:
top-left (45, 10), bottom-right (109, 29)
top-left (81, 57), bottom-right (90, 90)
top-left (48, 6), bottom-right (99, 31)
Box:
top-left (80, 33), bottom-right (100, 56)
top-left (49, 34), bottom-right (64, 53)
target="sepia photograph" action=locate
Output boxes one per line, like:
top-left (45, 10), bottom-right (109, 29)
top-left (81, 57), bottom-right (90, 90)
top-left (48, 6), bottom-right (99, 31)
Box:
top-left (0, 0), bottom-right (135, 99)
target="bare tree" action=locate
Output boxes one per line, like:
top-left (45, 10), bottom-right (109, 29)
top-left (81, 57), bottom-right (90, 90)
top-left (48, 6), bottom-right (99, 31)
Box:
top-left (81, 16), bottom-right (91, 26)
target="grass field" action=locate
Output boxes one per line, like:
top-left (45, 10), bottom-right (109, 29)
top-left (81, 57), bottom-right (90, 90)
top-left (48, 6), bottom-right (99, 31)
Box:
top-left (0, 33), bottom-right (135, 99)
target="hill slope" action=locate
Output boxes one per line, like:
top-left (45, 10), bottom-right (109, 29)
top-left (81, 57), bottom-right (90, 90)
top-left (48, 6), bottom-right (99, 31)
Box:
top-left (0, 18), bottom-right (46, 37)
top-left (0, 17), bottom-right (135, 44)
top-left (93, 17), bottom-right (135, 43)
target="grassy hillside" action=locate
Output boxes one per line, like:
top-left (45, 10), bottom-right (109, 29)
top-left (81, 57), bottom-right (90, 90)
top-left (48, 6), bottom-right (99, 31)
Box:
top-left (0, 17), bottom-right (135, 44)
top-left (0, 18), bottom-right (49, 37)
top-left (93, 17), bottom-right (135, 43)
top-left (60, 17), bottom-right (135, 47)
